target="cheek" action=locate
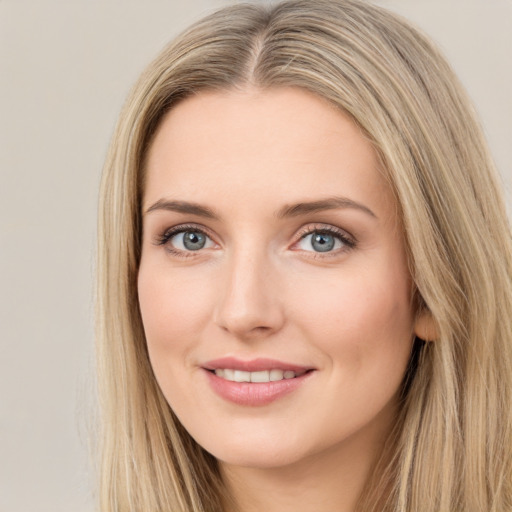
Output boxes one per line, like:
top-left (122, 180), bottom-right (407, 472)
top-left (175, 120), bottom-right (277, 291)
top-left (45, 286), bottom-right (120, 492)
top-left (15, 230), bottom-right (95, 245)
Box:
top-left (137, 262), bottom-right (218, 416)
top-left (285, 265), bottom-right (414, 440)
top-left (292, 261), bottom-right (414, 374)
top-left (138, 261), bottom-right (211, 341)
top-left (137, 262), bottom-right (213, 362)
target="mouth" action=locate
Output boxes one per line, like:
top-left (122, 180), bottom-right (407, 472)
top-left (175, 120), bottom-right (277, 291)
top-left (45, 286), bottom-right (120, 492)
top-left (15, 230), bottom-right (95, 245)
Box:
top-left (207, 368), bottom-right (311, 383)
top-left (202, 357), bottom-right (316, 406)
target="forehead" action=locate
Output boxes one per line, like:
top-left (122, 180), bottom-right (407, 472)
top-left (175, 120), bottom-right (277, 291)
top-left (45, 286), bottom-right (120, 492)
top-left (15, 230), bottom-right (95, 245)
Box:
top-left (143, 87), bottom-right (394, 222)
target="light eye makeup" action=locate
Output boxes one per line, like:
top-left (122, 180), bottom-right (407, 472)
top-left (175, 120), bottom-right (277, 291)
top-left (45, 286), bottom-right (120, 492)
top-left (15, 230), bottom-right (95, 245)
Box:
top-left (154, 223), bottom-right (217, 258)
top-left (153, 222), bottom-right (357, 259)
top-left (292, 224), bottom-right (356, 256)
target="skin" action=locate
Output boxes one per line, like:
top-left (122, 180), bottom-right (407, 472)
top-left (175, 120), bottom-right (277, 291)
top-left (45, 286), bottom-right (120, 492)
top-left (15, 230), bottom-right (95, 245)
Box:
top-left (138, 87), bottom-right (431, 512)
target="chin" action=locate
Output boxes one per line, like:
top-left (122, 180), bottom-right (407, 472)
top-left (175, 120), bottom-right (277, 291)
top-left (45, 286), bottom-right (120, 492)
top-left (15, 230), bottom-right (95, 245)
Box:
top-left (190, 424), bottom-right (317, 470)
top-left (214, 444), bottom-right (308, 470)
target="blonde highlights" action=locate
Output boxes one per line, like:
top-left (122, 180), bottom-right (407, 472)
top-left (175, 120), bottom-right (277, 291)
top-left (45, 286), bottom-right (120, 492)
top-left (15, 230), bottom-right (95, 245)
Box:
top-left (96, 1), bottom-right (512, 510)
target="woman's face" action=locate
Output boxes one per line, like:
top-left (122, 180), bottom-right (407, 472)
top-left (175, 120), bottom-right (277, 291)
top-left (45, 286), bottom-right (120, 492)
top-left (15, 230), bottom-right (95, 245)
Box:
top-left (138, 87), bottom-right (424, 470)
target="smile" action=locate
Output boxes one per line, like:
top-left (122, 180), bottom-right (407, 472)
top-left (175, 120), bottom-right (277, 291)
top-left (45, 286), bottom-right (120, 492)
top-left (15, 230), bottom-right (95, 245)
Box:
top-left (202, 358), bottom-right (316, 406)
top-left (212, 368), bottom-right (308, 382)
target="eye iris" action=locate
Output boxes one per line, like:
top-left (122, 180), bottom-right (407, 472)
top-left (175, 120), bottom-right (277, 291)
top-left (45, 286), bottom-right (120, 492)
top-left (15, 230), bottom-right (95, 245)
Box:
top-left (311, 232), bottom-right (335, 252)
top-left (183, 231), bottom-right (206, 250)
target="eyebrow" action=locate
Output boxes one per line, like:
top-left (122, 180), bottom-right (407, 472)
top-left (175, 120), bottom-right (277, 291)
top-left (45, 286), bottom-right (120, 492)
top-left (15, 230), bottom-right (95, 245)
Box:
top-left (277, 196), bottom-right (377, 219)
top-left (144, 196), bottom-right (377, 220)
top-left (144, 199), bottom-right (218, 218)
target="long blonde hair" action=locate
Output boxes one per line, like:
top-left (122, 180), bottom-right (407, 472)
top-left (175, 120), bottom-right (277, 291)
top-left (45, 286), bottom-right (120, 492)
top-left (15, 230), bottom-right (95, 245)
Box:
top-left (96, 1), bottom-right (512, 510)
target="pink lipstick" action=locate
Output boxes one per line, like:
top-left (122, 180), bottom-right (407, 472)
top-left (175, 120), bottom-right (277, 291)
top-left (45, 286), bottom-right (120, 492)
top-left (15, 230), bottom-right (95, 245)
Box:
top-left (202, 357), bottom-right (315, 406)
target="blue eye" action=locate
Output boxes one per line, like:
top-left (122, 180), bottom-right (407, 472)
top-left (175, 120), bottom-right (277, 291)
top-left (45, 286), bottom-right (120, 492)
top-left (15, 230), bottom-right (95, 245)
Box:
top-left (164, 229), bottom-right (215, 252)
top-left (297, 230), bottom-right (349, 253)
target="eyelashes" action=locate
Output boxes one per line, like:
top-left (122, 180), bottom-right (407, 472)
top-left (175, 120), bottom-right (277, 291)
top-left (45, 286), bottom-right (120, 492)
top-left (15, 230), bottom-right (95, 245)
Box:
top-left (155, 224), bottom-right (215, 257)
top-left (154, 222), bottom-right (357, 259)
top-left (294, 225), bottom-right (356, 254)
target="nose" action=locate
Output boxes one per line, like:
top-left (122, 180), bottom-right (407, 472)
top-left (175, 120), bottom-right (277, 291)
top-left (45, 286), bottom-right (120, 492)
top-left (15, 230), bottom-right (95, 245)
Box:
top-left (213, 249), bottom-right (285, 340)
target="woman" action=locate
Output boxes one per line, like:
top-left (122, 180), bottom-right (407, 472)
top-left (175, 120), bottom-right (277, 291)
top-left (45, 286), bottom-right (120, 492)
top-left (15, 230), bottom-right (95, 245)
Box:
top-left (96, 0), bottom-right (512, 510)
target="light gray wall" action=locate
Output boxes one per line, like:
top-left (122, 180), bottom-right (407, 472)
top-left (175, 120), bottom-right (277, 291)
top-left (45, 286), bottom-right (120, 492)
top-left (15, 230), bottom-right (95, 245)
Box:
top-left (1, 1), bottom-right (510, 511)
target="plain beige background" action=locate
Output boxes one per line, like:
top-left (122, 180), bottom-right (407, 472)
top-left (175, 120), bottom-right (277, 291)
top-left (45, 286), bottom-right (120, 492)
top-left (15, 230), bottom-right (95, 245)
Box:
top-left (1, 1), bottom-right (510, 511)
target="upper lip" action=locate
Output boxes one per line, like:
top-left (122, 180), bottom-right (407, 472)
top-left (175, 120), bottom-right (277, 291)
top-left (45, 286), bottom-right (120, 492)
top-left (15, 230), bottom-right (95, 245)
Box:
top-left (202, 357), bottom-right (314, 373)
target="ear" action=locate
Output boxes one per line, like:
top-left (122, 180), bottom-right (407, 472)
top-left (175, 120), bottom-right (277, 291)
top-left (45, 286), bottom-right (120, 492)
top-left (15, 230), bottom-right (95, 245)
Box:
top-left (414, 310), bottom-right (439, 342)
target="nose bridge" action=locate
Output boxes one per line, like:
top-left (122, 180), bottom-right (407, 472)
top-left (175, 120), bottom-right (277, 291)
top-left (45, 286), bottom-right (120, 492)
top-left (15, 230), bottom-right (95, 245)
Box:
top-left (214, 241), bottom-right (283, 337)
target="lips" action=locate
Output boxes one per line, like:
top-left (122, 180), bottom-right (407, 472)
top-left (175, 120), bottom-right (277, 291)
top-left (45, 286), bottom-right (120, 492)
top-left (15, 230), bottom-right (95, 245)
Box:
top-left (203, 357), bottom-right (313, 373)
top-left (202, 357), bottom-right (316, 406)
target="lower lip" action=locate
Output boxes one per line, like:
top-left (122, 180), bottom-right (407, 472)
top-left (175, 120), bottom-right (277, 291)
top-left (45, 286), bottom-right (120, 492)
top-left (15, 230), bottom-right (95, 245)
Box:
top-left (204, 369), bottom-right (314, 406)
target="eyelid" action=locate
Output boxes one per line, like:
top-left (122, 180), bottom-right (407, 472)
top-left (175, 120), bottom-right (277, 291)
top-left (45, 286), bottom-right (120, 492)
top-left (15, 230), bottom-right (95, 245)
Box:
top-left (152, 221), bottom-right (356, 256)
top-left (154, 223), bottom-right (220, 253)
top-left (294, 223), bottom-right (355, 242)
top-left (291, 223), bottom-right (357, 253)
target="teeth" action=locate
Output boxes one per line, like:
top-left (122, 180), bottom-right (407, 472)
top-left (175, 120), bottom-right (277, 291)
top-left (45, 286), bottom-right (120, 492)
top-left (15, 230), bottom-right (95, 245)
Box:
top-left (251, 370), bottom-right (269, 383)
top-left (269, 369), bottom-right (284, 381)
top-left (234, 370), bottom-right (251, 382)
top-left (223, 369), bottom-right (234, 380)
top-left (213, 368), bottom-right (301, 382)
